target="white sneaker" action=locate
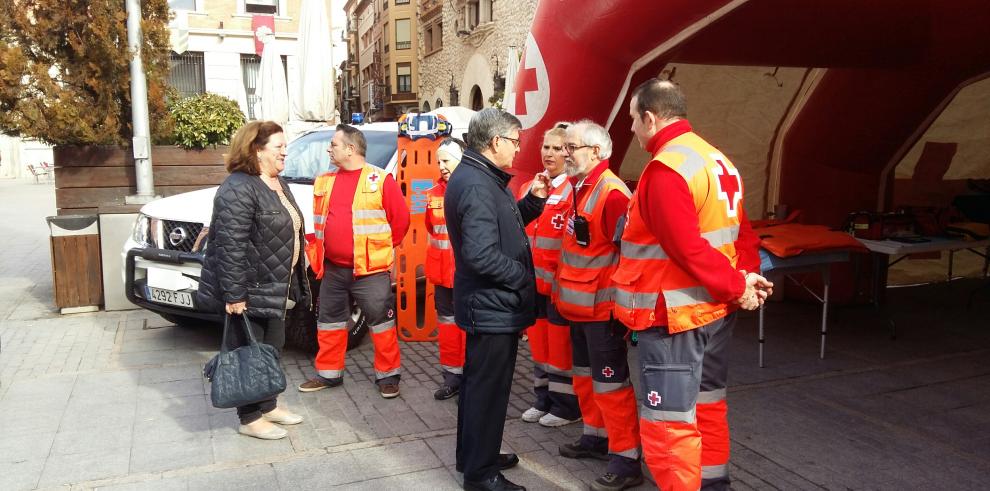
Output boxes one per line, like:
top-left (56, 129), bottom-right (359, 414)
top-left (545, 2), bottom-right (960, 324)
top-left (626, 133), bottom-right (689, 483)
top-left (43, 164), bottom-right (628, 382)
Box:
top-left (538, 413), bottom-right (581, 427)
top-left (521, 407), bottom-right (547, 423)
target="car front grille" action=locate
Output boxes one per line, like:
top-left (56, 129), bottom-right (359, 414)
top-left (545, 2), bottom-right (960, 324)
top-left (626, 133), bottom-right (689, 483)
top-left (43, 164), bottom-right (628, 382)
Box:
top-left (160, 220), bottom-right (205, 252)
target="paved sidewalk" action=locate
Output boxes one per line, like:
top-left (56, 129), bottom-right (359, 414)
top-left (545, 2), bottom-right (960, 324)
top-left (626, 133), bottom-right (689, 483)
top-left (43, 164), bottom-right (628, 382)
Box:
top-left (1, 179), bottom-right (989, 490)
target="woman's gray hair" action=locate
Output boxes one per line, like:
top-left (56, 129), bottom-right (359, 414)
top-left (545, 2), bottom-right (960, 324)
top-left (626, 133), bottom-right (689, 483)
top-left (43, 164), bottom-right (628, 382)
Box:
top-left (438, 138), bottom-right (464, 162)
top-left (570, 119), bottom-right (613, 160)
top-left (465, 108), bottom-right (522, 153)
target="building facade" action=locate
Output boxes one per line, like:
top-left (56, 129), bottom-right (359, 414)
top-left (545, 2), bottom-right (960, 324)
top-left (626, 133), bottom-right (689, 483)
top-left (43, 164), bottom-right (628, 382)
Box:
top-left (342, 0), bottom-right (420, 122)
top-left (167, 0), bottom-right (337, 122)
top-left (417, 0), bottom-right (537, 112)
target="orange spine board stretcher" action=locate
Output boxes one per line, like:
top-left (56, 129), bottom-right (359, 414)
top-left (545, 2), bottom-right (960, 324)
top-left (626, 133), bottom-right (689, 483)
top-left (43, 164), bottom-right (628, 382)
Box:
top-left (394, 135), bottom-right (445, 341)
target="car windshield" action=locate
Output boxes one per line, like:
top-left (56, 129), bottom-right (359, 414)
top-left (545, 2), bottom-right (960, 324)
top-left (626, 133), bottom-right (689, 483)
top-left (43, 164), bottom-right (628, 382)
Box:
top-left (282, 129), bottom-right (397, 182)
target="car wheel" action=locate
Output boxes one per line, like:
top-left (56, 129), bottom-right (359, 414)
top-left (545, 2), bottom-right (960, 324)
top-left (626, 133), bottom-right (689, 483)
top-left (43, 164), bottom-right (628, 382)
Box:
top-left (284, 273), bottom-right (369, 354)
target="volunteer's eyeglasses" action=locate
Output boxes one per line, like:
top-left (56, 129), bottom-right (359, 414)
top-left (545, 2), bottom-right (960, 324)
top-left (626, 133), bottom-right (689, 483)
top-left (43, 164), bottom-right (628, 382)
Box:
top-left (564, 143), bottom-right (593, 155)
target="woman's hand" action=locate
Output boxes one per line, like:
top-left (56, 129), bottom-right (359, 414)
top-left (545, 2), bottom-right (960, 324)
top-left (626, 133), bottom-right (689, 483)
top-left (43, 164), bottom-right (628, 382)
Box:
top-left (226, 301), bottom-right (247, 314)
top-left (529, 171), bottom-right (551, 199)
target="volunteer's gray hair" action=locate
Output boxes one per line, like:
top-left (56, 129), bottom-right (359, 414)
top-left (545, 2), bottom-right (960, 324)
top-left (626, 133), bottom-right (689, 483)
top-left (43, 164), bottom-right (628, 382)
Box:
top-left (465, 108), bottom-right (522, 153)
top-left (569, 119), bottom-right (613, 160)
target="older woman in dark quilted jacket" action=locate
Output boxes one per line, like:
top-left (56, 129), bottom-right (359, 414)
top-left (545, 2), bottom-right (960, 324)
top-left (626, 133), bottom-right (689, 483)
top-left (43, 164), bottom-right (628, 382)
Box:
top-left (197, 120), bottom-right (312, 441)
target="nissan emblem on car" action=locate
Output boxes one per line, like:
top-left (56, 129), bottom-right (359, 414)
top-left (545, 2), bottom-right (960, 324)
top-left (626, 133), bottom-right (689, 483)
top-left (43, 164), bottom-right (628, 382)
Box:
top-left (169, 226), bottom-right (188, 247)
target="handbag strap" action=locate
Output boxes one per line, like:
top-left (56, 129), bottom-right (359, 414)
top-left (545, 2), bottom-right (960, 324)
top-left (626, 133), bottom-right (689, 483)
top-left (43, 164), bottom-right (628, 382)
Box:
top-left (220, 313), bottom-right (260, 352)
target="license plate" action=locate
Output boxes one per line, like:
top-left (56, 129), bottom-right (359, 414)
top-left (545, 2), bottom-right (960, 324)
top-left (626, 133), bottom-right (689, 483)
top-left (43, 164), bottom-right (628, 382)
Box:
top-left (146, 286), bottom-right (194, 309)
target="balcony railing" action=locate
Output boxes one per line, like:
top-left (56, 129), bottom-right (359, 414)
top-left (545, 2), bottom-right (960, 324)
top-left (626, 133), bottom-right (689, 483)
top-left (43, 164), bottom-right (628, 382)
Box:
top-left (396, 41), bottom-right (411, 50)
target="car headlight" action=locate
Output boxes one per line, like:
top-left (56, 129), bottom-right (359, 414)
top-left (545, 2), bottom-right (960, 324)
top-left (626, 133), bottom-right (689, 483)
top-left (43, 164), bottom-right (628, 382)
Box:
top-left (132, 213), bottom-right (152, 247)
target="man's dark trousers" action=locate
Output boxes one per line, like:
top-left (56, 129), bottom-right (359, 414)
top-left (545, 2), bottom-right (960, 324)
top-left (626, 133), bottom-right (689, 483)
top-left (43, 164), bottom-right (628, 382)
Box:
top-left (456, 331), bottom-right (519, 481)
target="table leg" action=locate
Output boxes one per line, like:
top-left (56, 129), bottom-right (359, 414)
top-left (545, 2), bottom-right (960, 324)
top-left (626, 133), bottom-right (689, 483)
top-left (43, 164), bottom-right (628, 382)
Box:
top-left (983, 246), bottom-right (989, 278)
top-left (757, 305), bottom-right (764, 368)
top-left (821, 269), bottom-right (830, 360)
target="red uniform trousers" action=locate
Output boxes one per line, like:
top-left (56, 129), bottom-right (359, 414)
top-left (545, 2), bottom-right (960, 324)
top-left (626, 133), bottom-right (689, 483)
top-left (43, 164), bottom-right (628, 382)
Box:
top-left (314, 263), bottom-right (401, 384)
top-left (636, 313), bottom-right (735, 491)
top-left (435, 285), bottom-right (465, 387)
top-left (526, 294), bottom-right (580, 419)
top-left (570, 319), bottom-right (641, 468)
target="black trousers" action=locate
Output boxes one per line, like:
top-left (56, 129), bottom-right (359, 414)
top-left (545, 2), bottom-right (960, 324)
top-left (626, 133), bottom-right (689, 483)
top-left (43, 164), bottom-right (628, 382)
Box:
top-left (456, 332), bottom-right (519, 481)
top-left (234, 315), bottom-right (286, 424)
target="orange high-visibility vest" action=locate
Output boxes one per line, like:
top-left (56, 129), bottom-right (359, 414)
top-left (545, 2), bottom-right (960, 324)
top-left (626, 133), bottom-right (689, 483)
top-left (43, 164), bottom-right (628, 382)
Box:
top-left (306, 164), bottom-right (393, 279)
top-left (552, 169), bottom-right (630, 322)
top-left (612, 131), bottom-right (742, 333)
top-left (520, 177), bottom-right (573, 296)
top-left (424, 182), bottom-right (454, 288)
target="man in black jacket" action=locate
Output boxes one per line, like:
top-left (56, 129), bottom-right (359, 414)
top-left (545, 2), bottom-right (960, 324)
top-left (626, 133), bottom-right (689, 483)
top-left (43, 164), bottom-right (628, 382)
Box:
top-left (445, 108), bottom-right (550, 491)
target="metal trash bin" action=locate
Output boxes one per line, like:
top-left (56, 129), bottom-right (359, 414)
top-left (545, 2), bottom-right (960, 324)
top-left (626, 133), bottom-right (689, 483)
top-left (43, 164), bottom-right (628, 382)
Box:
top-left (47, 215), bottom-right (103, 314)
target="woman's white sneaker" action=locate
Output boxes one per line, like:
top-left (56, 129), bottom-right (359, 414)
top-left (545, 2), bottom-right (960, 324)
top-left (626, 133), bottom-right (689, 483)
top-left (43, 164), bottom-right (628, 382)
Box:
top-left (538, 413), bottom-right (580, 427)
top-left (521, 407), bottom-right (548, 423)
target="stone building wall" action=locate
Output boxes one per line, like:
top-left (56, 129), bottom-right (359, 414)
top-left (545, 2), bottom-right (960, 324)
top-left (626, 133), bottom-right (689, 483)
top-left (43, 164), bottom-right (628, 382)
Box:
top-left (418, 0), bottom-right (538, 111)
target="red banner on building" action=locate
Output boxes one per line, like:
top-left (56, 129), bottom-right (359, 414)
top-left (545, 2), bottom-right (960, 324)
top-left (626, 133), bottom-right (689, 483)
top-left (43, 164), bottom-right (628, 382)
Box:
top-left (251, 15), bottom-right (275, 56)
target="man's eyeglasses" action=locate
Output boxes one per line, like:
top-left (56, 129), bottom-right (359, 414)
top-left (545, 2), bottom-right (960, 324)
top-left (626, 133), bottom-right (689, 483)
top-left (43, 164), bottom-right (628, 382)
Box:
top-left (499, 135), bottom-right (521, 148)
top-left (564, 143), bottom-right (593, 155)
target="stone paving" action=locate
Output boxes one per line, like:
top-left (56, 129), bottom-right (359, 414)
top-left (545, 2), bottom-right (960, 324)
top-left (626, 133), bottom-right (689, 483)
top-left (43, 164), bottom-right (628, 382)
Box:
top-left (1, 178), bottom-right (989, 490)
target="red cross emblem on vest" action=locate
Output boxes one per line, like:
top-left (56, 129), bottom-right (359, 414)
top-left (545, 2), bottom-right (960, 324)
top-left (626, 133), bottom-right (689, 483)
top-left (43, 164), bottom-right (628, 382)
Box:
top-left (550, 213), bottom-right (566, 230)
top-left (647, 390), bottom-right (661, 406)
top-left (601, 366), bottom-right (614, 378)
top-left (712, 157), bottom-right (741, 218)
top-left (368, 173), bottom-right (380, 184)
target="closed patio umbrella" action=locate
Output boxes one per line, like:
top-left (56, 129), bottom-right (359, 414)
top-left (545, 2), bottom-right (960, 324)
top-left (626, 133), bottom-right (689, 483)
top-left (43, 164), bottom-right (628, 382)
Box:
top-left (292, 0), bottom-right (334, 121)
top-left (256, 33), bottom-right (289, 124)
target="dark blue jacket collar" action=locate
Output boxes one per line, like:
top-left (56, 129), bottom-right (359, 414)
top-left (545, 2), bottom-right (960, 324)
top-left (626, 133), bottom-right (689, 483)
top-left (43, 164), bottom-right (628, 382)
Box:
top-left (461, 149), bottom-right (513, 188)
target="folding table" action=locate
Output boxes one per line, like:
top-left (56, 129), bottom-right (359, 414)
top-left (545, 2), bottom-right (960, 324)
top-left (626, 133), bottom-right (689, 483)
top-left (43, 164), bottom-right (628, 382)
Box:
top-left (757, 248), bottom-right (852, 367)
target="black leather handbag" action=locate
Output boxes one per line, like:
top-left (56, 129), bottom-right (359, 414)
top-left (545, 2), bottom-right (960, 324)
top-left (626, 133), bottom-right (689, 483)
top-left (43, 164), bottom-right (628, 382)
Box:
top-left (203, 314), bottom-right (286, 409)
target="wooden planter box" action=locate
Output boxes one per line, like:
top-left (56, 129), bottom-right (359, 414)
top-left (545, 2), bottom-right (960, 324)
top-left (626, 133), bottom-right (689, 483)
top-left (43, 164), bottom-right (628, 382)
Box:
top-left (52, 145), bottom-right (229, 215)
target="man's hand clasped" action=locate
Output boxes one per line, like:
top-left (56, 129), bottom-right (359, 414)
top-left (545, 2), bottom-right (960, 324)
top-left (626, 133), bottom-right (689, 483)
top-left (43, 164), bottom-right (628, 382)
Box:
top-left (529, 171), bottom-right (552, 199)
top-left (736, 270), bottom-right (774, 311)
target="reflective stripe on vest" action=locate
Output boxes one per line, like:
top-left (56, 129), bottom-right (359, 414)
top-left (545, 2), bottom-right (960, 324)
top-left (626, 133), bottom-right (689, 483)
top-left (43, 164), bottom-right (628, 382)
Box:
top-left (425, 183), bottom-right (455, 288)
top-left (306, 165), bottom-right (394, 279)
top-left (429, 237), bottom-right (451, 249)
top-left (521, 178), bottom-right (573, 296)
top-left (553, 171), bottom-right (629, 322)
top-left (612, 132), bottom-right (742, 333)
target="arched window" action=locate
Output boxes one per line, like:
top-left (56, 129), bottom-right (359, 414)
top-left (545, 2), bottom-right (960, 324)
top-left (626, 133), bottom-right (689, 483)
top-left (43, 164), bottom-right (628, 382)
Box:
top-left (436, 98), bottom-right (443, 109)
top-left (422, 101), bottom-right (431, 112)
top-left (470, 85), bottom-right (483, 111)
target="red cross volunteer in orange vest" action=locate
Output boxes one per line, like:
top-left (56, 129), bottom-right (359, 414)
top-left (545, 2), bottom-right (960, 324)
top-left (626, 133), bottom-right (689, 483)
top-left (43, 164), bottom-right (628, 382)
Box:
top-left (552, 121), bottom-right (642, 491)
top-left (426, 138), bottom-right (466, 401)
top-left (518, 123), bottom-right (582, 429)
top-left (300, 124), bottom-right (410, 399)
top-left (614, 79), bottom-right (772, 491)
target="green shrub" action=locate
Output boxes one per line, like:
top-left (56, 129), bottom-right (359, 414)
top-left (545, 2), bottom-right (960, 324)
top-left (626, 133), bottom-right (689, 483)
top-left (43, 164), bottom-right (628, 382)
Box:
top-left (168, 93), bottom-right (246, 149)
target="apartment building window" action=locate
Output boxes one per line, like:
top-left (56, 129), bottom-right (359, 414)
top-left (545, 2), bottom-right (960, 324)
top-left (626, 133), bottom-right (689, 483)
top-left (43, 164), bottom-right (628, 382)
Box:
top-left (395, 19), bottom-right (411, 50)
top-left (168, 0), bottom-right (197, 11)
top-left (462, 0), bottom-right (492, 30)
top-left (396, 63), bottom-right (411, 93)
top-left (384, 22), bottom-right (389, 52)
top-left (382, 0), bottom-right (388, 9)
top-left (241, 0), bottom-right (280, 15)
top-left (241, 53), bottom-right (288, 120)
top-left (395, 0), bottom-right (409, 4)
top-left (385, 75), bottom-right (392, 98)
top-left (169, 51), bottom-right (205, 99)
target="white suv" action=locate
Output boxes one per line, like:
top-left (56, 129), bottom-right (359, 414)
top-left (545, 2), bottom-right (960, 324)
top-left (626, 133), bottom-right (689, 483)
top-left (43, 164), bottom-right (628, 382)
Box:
top-left (122, 108), bottom-right (472, 352)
